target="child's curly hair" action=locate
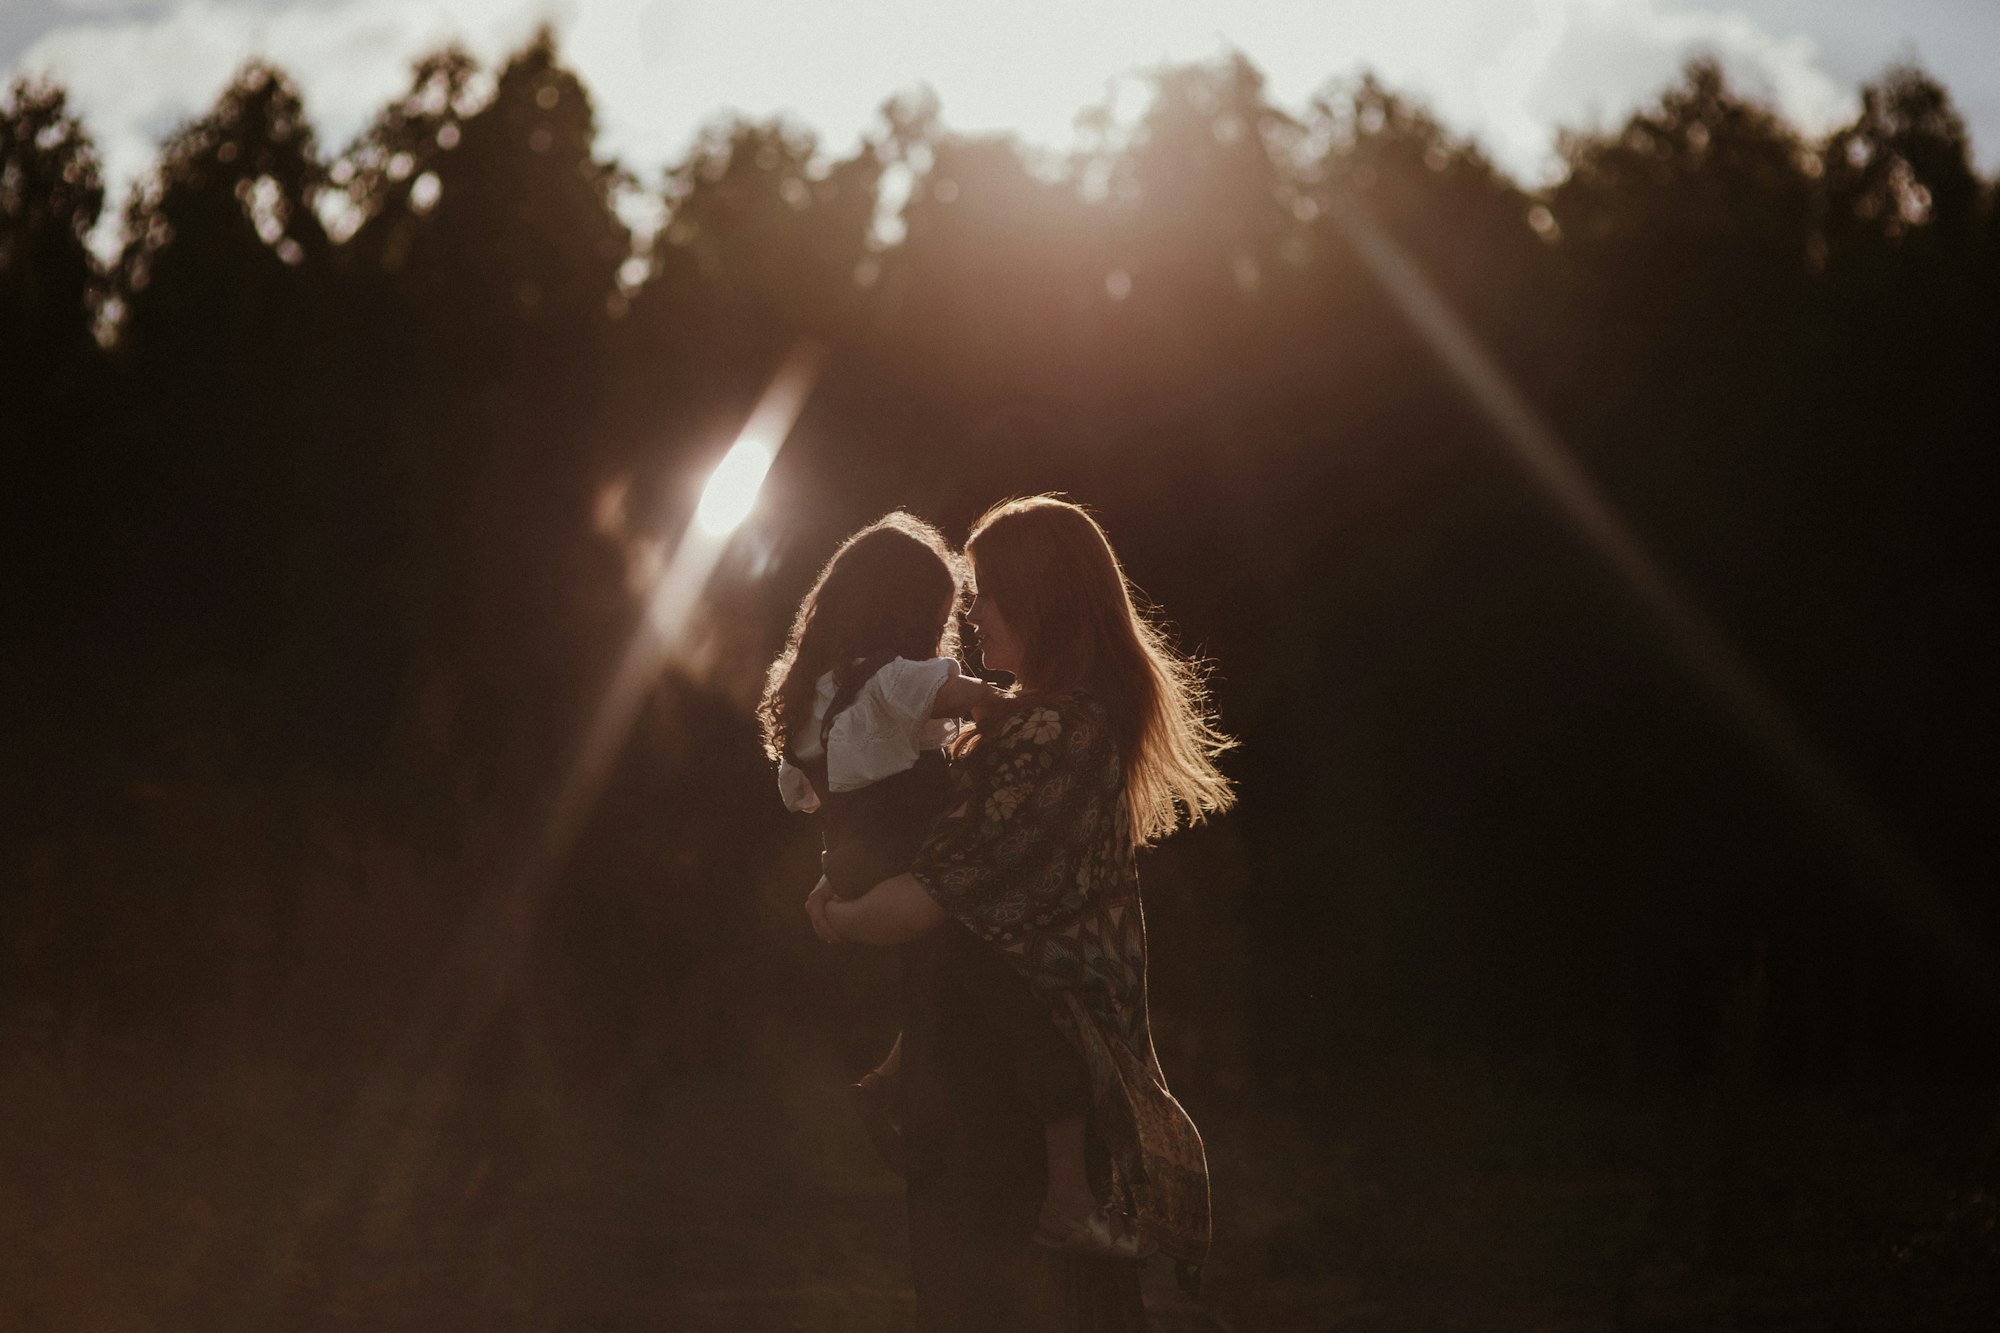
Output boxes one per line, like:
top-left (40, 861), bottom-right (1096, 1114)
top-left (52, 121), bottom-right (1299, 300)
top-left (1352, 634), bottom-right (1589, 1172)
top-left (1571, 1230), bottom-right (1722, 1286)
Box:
top-left (760, 512), bottom-right (966, 762)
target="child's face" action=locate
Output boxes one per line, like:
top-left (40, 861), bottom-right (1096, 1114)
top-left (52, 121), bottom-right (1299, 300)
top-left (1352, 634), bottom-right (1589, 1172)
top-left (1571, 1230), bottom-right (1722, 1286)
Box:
top-left (967, 571), bottom-right (1022, 681)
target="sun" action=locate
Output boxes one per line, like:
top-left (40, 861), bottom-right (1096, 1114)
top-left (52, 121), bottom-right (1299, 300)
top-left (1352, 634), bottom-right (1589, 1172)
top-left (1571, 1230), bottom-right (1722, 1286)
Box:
top-left (694, 432), bottom-right (776, 537)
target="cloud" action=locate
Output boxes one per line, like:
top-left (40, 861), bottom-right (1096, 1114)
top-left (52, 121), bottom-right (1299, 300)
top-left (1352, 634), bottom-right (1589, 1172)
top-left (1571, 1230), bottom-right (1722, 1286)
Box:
top-left (0, 0), bottom-right (1898, 256)
top-left (15, 0), bottom-right (559, 219)
top-left (1471, 0), bottom-right (1854, 179)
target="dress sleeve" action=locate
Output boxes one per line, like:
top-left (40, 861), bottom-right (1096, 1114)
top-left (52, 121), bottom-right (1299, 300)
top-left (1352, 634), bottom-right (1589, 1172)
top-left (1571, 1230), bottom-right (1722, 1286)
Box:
top-left (824, 657), bottom-right (960, 792)
top-left (911, 697), bottom-right (1109, 946)
top-left (869, 656), bottom-right (960, 743)
top-left (776, 758), bottom-right (819, 813)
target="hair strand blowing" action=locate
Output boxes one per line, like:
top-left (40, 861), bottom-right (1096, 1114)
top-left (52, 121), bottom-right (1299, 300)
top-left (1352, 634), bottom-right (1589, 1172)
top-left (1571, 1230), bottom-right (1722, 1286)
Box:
top-left (967, 495), bottom-right (1234, 846)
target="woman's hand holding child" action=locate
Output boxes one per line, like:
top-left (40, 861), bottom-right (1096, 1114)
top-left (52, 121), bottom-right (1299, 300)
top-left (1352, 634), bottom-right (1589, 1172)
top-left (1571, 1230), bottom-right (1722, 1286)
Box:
top-left (806, 876), bottom-right (841, 944)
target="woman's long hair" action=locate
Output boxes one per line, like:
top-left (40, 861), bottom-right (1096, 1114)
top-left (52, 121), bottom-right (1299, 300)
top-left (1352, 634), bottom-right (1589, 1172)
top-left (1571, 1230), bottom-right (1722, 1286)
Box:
top-left (759, 512), bottom-right (964, 762)
top-left (967, 495), bottom-right (1234, 846)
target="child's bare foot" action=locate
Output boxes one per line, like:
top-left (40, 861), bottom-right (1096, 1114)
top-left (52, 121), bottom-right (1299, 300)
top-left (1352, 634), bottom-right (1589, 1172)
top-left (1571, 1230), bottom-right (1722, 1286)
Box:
top-left (1032, 1200), bottom-right (1156, 1261)
top-left (1033, 1113), bottom-right (1152, 1259)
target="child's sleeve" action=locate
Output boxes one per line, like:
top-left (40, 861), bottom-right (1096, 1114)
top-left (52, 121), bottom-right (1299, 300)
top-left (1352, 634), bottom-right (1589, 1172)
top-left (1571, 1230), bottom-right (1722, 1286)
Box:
top-left (869, 656), bottom-right (962, 746)
top-left (824, 657), bottom-right (961, 791)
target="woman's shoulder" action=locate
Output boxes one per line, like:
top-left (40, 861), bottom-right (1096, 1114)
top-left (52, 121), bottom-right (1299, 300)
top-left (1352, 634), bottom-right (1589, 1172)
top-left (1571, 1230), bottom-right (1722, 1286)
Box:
top-left (1034, 688), bottom-right (1109, 724)
top-left (986, 690), bottom-right (1110, 751)
top-left (1050, 689), bottom-right (1108, 721)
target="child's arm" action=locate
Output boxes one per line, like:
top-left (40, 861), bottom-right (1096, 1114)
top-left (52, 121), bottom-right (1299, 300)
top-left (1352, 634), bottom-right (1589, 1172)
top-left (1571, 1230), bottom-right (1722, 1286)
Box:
top-left (931, 673), bottom-right (1010, 719)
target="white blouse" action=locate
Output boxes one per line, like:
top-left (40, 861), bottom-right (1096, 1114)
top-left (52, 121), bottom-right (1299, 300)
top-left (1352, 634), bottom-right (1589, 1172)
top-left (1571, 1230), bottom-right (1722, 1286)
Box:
top-left (776, 656), bottom-right (962, 813)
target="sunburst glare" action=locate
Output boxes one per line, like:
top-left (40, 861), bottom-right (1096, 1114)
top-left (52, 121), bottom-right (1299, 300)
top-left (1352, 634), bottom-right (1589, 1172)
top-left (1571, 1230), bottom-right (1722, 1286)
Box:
top-left (695, 432), bottom-right (777, 537)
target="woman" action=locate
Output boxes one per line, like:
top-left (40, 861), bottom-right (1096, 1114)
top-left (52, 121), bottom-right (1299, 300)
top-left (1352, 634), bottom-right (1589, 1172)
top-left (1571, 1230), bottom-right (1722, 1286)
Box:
top-left (807, 495), bottom-right (1234, 1330)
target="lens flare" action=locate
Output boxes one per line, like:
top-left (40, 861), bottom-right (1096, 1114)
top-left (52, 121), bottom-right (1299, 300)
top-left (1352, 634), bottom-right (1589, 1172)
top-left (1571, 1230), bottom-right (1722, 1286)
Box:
top-left (1324, 190), bottom-right (1991, 1015)
top-left (695, 433), bottom-right (776, 536)
top-left (282, 342), bottom-right (824, 1273)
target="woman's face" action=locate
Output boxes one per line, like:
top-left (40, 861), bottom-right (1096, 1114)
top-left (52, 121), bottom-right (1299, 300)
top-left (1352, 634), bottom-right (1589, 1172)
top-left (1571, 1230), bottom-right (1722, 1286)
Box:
top-left (967, 567), bottom-right (1024, 682)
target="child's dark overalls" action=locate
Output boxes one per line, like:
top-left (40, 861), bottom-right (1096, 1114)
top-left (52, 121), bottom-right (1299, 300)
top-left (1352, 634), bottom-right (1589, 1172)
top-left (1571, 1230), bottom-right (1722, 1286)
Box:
top-left (793, 659), bottom-right (1091, 1143)
top-left (787, 657), bottom-right (956, 900)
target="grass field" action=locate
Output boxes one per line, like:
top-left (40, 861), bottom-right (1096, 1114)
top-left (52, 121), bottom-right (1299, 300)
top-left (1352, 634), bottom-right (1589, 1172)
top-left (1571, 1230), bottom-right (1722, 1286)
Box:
top-left (6, 1004), bottom-right (1995, 1331)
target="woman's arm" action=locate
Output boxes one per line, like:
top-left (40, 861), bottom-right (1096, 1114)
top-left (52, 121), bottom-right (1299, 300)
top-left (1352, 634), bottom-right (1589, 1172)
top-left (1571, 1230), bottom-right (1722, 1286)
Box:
top-left (824, 873), bottom-right (948, 945)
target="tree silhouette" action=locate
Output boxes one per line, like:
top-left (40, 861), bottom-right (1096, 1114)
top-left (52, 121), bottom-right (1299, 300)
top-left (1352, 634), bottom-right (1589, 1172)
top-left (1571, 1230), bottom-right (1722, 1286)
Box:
top-left (0, 77), bottom-right (102, 410)
top-left (91, 62), bottom-right (341, 733)
top-left (334, 30), bottom-right (636, 798)
top-left (4, 34), bottom-right (1993, 1108)
top-left (3, 77), bottom-right (106, 646)
top-left (115, 61), bottom-right (328, 372)
top-left (1823, 65), bottom-right (1982, 263)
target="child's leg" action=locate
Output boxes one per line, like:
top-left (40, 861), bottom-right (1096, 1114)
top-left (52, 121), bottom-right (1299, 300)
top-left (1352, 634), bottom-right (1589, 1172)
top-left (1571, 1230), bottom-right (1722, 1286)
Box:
top-left (870, 1030), bottom-right (903, 1083)
top-left (852, 1031), bottom-right (905, 1176)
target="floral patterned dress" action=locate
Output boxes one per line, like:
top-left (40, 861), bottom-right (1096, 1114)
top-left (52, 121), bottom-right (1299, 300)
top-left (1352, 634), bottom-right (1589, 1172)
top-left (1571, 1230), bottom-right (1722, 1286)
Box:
top-left (912, 691), bottom-right (1212, 1267)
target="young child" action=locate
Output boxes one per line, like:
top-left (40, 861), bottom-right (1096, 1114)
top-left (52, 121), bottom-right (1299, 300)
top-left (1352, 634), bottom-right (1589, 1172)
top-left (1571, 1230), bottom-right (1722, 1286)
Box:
top-left (760, 513), bottom-right (1128, 1258)
top-left (761, 511), bottom-right (1000, 904)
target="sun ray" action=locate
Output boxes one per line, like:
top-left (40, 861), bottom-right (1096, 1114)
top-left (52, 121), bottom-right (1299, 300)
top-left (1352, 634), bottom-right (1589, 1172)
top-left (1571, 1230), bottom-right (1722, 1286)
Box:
top-left (277, 341), bottom-right (826, 1275)
top-left (1324, 190), bottom-right (1996, 1016)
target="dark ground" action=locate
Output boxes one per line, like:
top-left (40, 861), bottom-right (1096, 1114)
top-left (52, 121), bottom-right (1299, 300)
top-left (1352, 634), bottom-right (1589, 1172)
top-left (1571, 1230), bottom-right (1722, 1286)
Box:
top-left (4, 752), bottom-right (1997, 1331)
top-left (6, 1006), bottom-right (1996, 1331)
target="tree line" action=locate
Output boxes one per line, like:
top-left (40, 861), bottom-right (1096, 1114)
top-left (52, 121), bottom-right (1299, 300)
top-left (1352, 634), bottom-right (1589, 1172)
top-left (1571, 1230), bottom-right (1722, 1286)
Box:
top-left (4, 29), bottom-right (1994, 1083)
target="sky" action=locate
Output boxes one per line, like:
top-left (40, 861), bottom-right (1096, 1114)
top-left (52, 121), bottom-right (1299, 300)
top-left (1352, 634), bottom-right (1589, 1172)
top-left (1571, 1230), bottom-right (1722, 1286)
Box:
top-left (5, 0), bottom-right (1997, 237)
